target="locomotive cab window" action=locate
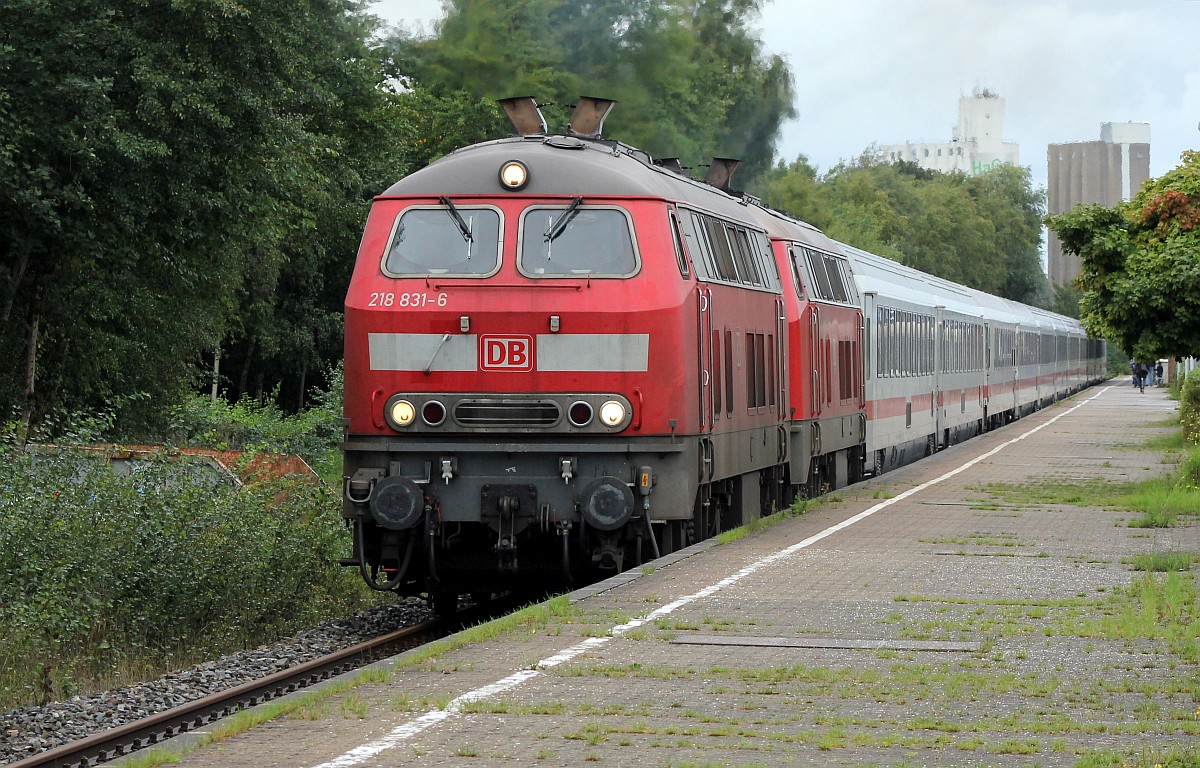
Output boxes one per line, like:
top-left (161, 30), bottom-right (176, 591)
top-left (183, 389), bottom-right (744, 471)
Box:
top-left (383, 205), bottom-right (502, 277)
top-left (518, 205), bottom-right (638, 277)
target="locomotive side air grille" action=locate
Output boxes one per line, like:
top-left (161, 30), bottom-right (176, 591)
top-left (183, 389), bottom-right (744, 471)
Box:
top-left (454, 400), bottom-right (561, 427)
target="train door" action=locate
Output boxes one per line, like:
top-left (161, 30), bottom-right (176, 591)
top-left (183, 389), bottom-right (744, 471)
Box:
top-left (697, 285), bottom-right (715, 433)
top-left (1010, 331), bottom-right (1019, 416)
top-left (774, 295), bottom-right (788, 462)
top-left (933, 305), bottom-right (945, 446)
top-left (696, 285), bottom-right (717, 487)
top-left (810, 305), bottom-right (824, 419)
top-left (983, 322), bottom-right (992, 423)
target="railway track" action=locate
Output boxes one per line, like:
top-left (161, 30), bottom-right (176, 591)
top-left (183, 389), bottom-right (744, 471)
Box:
top-left (7, 618), bottom-right (446, 768)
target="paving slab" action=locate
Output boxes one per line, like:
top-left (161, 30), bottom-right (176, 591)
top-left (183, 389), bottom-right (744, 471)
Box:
top-left (158, 384), bottom-right (1198, 768)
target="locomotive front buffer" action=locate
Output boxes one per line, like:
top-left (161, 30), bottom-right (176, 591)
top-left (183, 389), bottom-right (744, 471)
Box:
top-left (341, 442), bottom-right (665, 595)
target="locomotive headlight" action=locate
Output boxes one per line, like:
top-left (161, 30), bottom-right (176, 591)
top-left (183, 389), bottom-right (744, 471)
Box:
top-left (388, 398), bottom-right (416, 428)
top-left (498, 160), bottom-right (529, 190)
top-left (598, 400), bottom-right (627, 427)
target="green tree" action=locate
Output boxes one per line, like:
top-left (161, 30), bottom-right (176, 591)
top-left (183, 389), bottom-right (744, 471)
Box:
top-left (387, 0), bottom-right (794, 185)
top-left (760, 155), bottom-right (828, 230)
top-left (816, 155), bottom-right (914, 262)
top-left (1046, 150), bottom-right (1200, 360)
top-left (0, 0), bottom-right (399, 432)
top-left (1049, 282), bottom-right (1082, 319)
top-left (965, 164), bottom-right (1050, 306)
top-left (761, 155), bottom-right (1049, 304)
top-left (219, 85), bottom-right (509, 407)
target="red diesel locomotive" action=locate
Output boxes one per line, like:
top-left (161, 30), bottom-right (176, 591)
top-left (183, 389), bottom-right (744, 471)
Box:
top-left (340, 97), bottom-right (1104, 610)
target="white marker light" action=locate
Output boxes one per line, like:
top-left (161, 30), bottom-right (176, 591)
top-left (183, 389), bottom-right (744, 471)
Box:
top-left (390, 399), bottom-right (416, 427)
top-left (598, 400), bottom-right (627, 427)
top-left (499, 160), bottom-right (529, 190)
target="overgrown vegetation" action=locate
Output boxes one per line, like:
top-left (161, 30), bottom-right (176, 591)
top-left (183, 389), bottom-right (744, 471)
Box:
top-left (976, 432), bottom-right (1200, 529)
top-left (0, 370), bottom-right (360, 712)
top-left (1180, 367), bottom-right (1200, 444)
top-left (716, 496), bottom-right (810, 544)
top-left (0, 447), bottom-right (371, 711)
top-left (163, 363), bottom-right (346, 480)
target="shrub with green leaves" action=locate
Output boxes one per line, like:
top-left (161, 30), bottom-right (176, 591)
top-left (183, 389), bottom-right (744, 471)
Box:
top-left (1180, 367), bottom-right (1200, 444)
top-left (0, 446), bottom-right (370, 710)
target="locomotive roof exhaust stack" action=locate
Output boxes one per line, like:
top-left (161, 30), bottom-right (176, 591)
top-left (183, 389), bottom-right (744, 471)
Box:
top-left (656, 157), bottom-right (686, 174)
top-left (499, 96), bottom-right (548, 137)
top-left (704, 158), bottom-right (740, 192)
top-left (567, 96), bottom-right (616, 139)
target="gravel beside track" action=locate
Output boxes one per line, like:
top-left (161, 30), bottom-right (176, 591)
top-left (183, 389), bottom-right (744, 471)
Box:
top-left (0, 600), bottom-right (433, 765)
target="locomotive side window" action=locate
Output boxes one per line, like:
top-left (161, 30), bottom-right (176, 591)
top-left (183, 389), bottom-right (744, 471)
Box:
top-left (383, 206), bottom-right (502, 277)
top-left (669, 212), bottom-right (691, 278)
top-left (730, 227), bottom-right (762, 286)
top-left (701, 218), bottom-right (740, 282)
top-left (807, 249), bottom-right (834, 299)
top-left (788, 248), bottom-right (808, 299)
top-left (681, 211), bottom-right (718, 279)
top-left (802, 249), bottom-right (856, 305)
top-left (752, 232), bottom-right (781, 291)
top-left (677, 207), bottom-right (778, 292)
top-left (518, 206), bottom-right (638, 277)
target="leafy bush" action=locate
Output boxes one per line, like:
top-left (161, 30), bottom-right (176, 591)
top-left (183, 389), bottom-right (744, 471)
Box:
top-left (0, 446), bottom-right (368, 710)
top-left (165, 363), bottom-right (344, 478)
top-left (1180, 367), bottom-right (1200, 444)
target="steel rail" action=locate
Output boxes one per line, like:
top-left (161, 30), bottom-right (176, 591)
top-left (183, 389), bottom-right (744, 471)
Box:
top-left (7, 618), bottom-right (444, 768)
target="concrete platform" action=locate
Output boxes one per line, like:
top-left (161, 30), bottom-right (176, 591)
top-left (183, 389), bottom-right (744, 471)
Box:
top-left (160, 383), bottom-right (1198, 768)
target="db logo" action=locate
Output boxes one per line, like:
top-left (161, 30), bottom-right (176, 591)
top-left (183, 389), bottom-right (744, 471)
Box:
top-left (480, 335), bottom-right (533, 371)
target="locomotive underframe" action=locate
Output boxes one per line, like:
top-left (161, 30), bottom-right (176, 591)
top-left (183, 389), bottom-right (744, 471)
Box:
top-left (341, 433), bottom-right (701, 594)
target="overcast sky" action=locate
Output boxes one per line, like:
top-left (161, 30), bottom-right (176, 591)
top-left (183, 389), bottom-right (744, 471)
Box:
top-left (374, 0), bottom-right (1200, 195)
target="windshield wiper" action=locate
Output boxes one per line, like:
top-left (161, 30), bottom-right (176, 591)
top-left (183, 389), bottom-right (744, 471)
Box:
top-left (439, 196), bottom-right (474, 260)
top-left (543, 196), bottom-right (583, 244)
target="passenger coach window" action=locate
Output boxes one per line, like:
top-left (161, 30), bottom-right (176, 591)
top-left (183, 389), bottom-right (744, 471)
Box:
top-left (519, 206), bottom-right (638, 276)
top-left (384, 206), bottom-right (501, 276)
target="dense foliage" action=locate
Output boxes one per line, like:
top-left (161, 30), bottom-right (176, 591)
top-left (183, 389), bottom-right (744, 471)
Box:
top-left (0, 0), bottom-right (518, 435)
top-left (759, 154), bottom-right (1052, 306)
top-left (1046, 150), bottom-right (1200, 361)
top-left (0, 450), bottom-right (373, 710)
top-left (1, 0), bottom-right (376, 431)
top-left (1182, 368), bottom-right (1200, 445)
top-left (387, 0), bottom-right (796, 183)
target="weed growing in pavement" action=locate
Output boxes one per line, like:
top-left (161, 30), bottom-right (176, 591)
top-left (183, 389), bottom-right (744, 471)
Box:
top-left (717, 497), bottom-right (809, 545)
top-left (339, 694), bottom-right (369, 719)
top-left (1085, 570), bottom-right (1199, 663)
top-left (1120, 474), bottom-right (1200, 527)
top-left (1073, 745), bottom-right (1200, 768)
top-left (1131, 551), bottom-right (1197, 571)
top-left (977, 469), bottom-right (1200, 528)
top-left (973, 476), bottom-right (1137, 508)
